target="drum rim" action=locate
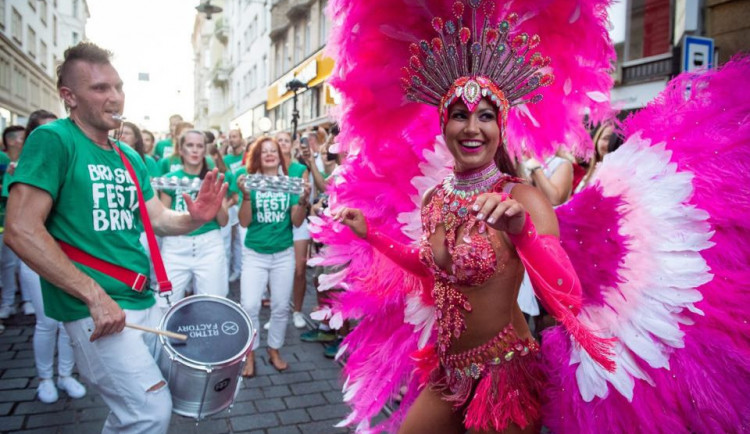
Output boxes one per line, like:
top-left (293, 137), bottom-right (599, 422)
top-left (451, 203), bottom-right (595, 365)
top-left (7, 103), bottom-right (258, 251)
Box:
top-left (159, 294), bottom-right (255, 367)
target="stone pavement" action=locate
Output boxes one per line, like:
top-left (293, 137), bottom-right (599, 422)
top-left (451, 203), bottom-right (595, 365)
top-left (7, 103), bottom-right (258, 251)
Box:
top-left (0, 273), bottom-right (358, 433)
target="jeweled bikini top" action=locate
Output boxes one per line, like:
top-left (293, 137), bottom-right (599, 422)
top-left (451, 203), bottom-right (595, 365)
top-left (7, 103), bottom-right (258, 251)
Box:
top-left (419, 164), bottom-right (521, 353)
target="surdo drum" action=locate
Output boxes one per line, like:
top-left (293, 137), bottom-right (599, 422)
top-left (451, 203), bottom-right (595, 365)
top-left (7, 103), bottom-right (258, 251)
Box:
top-left (156, 295), bottom-right (255, 420)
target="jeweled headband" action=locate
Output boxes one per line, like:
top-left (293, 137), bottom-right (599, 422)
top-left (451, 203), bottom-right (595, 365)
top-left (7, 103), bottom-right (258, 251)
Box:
top-left (402, 0), bottom-right (554, 130)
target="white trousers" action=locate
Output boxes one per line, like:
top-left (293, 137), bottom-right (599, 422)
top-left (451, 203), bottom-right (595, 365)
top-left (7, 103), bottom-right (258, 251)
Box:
top-left (0, 238), bottom-right (32, 307)
top-left (158, 230), bottom-right (228, 312)
top-left (21, 262), bottom-right (76, 379)
top-left (65, 305), bottom-right (172, 434)
top-left (222, 205), bottom-right (243, 277)
top-left (240, 247), bottom-right (294, 350)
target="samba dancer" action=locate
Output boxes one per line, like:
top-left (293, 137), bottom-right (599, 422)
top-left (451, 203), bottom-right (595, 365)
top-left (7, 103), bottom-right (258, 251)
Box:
top-left (4, 42), bottom-right (227, 433)
top-left (318, 1), bottom-right (750, 432)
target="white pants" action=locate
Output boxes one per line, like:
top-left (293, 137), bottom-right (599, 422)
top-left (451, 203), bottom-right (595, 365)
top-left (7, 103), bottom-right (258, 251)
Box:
top-left (222, 205), bottom-right (243, 277)
top-left (240, 247), bottom-right (294, 350)
top-left (65, 305), bottom-right (172, 434)
top-left (0, 238), bottom-right (32, 307)
top-left (158, 230), bottom-right (228, 312)
top-left (21, 262), bottom-right (76, 379)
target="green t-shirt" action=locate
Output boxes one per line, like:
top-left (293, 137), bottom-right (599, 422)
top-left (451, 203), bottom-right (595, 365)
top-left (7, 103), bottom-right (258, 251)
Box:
top-left (161, 169), bottom-right (221, 236)
top-left (9, 118), bottom-right (156, 322)
top-left (0, 152), bottom-right (11, 228)
top-left (289, 162), bottom-right (307, 178)
top-left (224, 153), bottom-right (245, 175)
top-left (154, 138), bottom-right (173, 160)
top-left (144, 154), bottom-right (160, 178)
top-left (237, 169), bottom-right (299, 254)
top-left (159, 155), bottom-right (215, 176)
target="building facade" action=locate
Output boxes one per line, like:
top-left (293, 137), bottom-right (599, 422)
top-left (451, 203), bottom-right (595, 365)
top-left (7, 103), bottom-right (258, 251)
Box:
top-left (0, 0), bottom-right (88, 131)
top-left (611, 0), bottom-right (750, 112)
top-left (192, 0), bottom-right (234, 132)
top-left (266, 0), bottom-right (335, 136)
top-left (224, 0), bottom-right (272, 139)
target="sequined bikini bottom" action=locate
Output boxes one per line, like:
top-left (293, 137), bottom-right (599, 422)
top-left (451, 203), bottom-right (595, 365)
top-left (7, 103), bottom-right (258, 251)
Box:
top-left (415, 324), bottom-right (545, 432)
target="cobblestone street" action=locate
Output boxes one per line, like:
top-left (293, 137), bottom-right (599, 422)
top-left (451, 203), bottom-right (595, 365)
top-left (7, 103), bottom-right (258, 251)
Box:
top-left (0, 272), bottom-right (354, 433)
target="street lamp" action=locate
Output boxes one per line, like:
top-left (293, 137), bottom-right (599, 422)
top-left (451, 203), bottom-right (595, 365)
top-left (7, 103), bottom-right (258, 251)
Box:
top-left (195, 0), bottom-right (223, 20)
top-left (286, 78), bottom-right (308, 141)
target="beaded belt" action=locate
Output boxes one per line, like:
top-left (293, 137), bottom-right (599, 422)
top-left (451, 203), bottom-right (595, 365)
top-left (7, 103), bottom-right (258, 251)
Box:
top-left (442, 323), bottom-right (539, 382)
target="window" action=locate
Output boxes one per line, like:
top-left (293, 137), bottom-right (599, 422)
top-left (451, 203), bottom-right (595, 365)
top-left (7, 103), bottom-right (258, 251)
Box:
top-left (53, 15), bottom-right (57, 45)
top-left (305, 19), bottom-right (311, 55)
top-left (28, 26), bottom-right (37, 58)
top-left (72, 31), bottom-right (79, 44)
top-left (293, 23), bottom-right (302, 64)
top-left (11, 7), bottom-right (22, 44)
top-left (261, 55), bottom-right (267, 86)
top-left (319, 0), bottom-right (328, 47)
top-left (73, 0), bottom-right (79, 18)
top-left (28, 0), bottom-right (36, 11)
top-left (282, 38), bottom-right (290, 72)
top-left (40, 1), bottom-right (48, 25)
top-left (0, 57), bottom-right (10, 91)
top-left (275, 43), bottom-right (282, 78)
top-left (0, 0), bottom-right (6, 30)
top-left (252, 15), bottom-right (258, 39)
top-left (40, 41), bottom-right (48, 69)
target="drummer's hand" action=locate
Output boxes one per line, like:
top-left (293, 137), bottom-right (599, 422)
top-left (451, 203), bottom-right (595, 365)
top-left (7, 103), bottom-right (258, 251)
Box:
top-left (87, 287), bottom-right (126, 342)
top-left (472, 193), bottom-right (527, 235)
top-left (184, 169), bottom-right (227, 223)
top-left (332, 207), bottom-right (368, 239)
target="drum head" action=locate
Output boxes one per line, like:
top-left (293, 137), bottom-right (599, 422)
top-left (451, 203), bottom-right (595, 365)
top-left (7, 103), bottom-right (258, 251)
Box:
top-left (161, 295), bottom-right (253, 365)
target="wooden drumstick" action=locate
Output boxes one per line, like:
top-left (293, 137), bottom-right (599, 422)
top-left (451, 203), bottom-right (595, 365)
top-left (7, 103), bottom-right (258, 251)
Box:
top-left (126, 323), bottom-right (188, 341)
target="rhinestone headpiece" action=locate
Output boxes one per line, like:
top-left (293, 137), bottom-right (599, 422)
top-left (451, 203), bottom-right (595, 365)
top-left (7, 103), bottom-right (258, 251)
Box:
top-left (402, 0), bottom-right (554, 129)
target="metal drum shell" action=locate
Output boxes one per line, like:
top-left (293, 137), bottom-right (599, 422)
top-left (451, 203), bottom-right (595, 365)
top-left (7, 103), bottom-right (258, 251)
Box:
top-left (156, 295), bottom-right (255, 420)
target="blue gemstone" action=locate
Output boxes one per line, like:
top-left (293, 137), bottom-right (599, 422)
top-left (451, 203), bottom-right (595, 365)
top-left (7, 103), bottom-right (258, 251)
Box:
top-left (448, 45), bottom-right (457, 57)
top-left (420, 40), bottom-right (429, 52)
top-left (426, 57), bottom-right (436, 67)
top-left (458, 207), bottom-right (468, 217)
top-left (469, 0), bottom-right (482, 7)
top-left (497, 43), bottom-right (506, 53)
top-left (446, 20), bottom-right (456, 34)
top-left (471, 43), bottom-right (482, 55)
top-left (500, 21), bottom-right (509, 31)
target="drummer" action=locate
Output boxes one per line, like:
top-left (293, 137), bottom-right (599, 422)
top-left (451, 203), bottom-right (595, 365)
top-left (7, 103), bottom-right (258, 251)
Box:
top-left (3, 42), bottom-right (227, 433)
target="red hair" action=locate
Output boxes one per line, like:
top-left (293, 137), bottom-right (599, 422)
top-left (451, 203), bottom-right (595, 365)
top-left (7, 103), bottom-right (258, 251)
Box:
top-left (245, 137), bottom-right (288, 175)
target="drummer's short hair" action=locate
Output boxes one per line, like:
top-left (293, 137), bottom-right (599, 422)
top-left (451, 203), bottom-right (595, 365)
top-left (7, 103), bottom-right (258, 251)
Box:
top-left (56, 42), bottom-right (113, 90)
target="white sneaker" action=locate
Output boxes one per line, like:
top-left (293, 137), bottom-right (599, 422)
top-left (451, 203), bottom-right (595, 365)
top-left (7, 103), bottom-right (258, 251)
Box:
top-left (23, 301), bottom-right (35, 315)
top-left (292, 311), bottom-right (306, 329)
top-left (57, 376), bottom-right (86, 399)
top-left (37, 379), bottom-right (58, 403)
top-left (0, 305), bottom-right (16, 319)
top-left (263, 321), bottom-right (270, 330)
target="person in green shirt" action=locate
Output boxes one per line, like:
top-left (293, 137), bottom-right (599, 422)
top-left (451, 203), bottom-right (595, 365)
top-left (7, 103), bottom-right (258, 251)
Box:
top-left (153, 113), bottom-right (183, 160)
top-left (158, 121), bottom-right (216, 176)
top-left (237, 136), bottom-right (309, 377)
top-left (3, 42), bottom-right (227, 434)
top-left (0, 125), bottom-right (34, 320)
top-left (221, 128), bottom-right (246, 283)
top-left (158, 130), bottom-right (229, 310)
top-left (119, 121), bottom-right (160, 178)
top-left (277, 131), bottom-right (312, 330)
top-left (4, 110), bottom-right (90, 404)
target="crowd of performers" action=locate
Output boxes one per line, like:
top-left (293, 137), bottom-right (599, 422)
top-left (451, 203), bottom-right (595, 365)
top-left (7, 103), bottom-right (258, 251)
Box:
top-left (0, 41), bottom-right (347, 431)
top-left (2, 0), bottom-right (750, 432)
